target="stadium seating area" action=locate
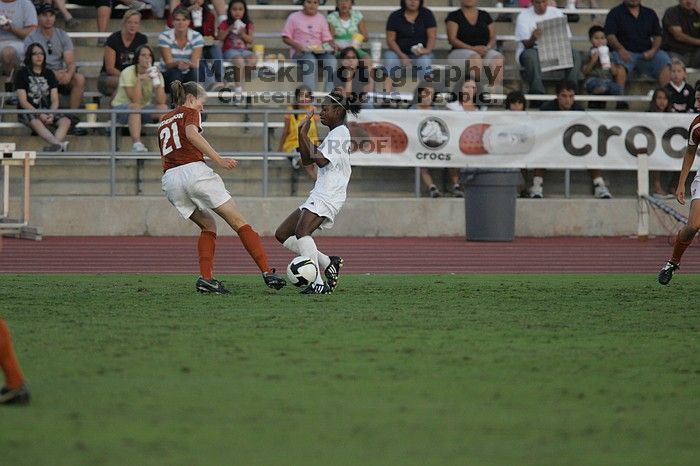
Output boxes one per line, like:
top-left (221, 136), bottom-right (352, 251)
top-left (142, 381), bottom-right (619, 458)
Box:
top-left (0, 0), bottom-right (697, 199)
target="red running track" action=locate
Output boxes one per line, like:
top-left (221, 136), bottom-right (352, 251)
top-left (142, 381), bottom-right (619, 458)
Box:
top-left (0, 236), bottom-right (697, 274)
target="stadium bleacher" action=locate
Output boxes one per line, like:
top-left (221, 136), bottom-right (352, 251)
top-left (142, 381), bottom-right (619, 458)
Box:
top-left (0, 0), bottom-right (697, 199)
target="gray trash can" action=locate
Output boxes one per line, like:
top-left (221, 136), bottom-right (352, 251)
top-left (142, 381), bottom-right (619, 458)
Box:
top-left (461, 168), bottom-right (521, 242)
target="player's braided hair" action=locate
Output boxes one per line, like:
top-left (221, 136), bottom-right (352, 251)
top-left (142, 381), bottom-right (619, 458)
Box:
top-left (171, 80), bottom-right (207, 106)
top-left (326, 88), bottom-right (360, 118)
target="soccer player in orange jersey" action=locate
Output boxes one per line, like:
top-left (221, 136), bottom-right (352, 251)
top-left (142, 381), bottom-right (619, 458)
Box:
top-left (0, 319), bottom-right (29, 405)
top-left (658, 83), bottom-right (700, 285)
top-left (158, 80), bottom-right (285, 293)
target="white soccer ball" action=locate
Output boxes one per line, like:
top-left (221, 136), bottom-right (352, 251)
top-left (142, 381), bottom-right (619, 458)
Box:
top-left (287, 256), bottom-right (318, 287)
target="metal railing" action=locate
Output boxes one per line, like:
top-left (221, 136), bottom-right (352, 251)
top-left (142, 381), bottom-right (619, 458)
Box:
top-left (1, 107), bottom-right (298, 197)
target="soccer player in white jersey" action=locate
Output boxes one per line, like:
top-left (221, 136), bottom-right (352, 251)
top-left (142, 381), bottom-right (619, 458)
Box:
top-left (275, 88), bottom-right (359, 294)
top-left (658, 83), bottom-right (700, 285)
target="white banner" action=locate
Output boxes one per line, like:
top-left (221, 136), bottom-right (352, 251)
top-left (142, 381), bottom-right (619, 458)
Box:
top-left (347, 110), bottom-right (699, 171)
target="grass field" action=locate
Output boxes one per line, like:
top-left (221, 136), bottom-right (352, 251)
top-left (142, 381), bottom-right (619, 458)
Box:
top-left (1, 273), bottom-right (699, 466)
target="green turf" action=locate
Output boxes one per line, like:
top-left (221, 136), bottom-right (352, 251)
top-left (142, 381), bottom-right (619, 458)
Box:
top-left (1, 274), bottom-right (699, 466)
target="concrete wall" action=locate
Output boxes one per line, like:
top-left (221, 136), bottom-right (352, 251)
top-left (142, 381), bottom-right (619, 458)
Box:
top-left (6, 197), bottom-right (688, 237)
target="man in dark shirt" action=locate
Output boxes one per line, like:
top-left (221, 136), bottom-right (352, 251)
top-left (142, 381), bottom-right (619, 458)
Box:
top-left (528, 80), bottom-right (612, 199)
top-left (605, 0), bottom-right (671, 89)
top-left (662, 0), bottom-right (700, 68)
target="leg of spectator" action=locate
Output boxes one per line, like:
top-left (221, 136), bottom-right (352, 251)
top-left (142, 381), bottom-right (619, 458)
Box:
top-left (564, 49), bottom-right (582, 90)
top-left (97, 6), bottom-right (111, 33)
top-left (519, 49), bottom-right (545, 94)
top-left (207, 45), bottom-right (225, 82)
top-left (69, 73), bottom-right (86, 109)
top-left (320, 52), bottom-right (337, 93)
top-left (127, 103), bottom-right (143, 145)
top-left (296, 52), bottom-right (317, 93)
top-left (28, 119), bottom-right (62, 146)
top-left (447, 49), bottom-right (478, 81)
top-left (420, 168), bottom-right (435, 189)
top-left (484, 50), bottom-right (505, 87)
top-left (413, 53), bottom-right (433, 82)
top-left (0, 47), bottom-right (19, 82)
top-left (55, 116), bottom-right (71, 142)
top-left (383, 50), bottom-right (401, 91)
top-left (232, 56), bottom-right (244, 88)
top-left (147, 0), bottom-right (166, 18)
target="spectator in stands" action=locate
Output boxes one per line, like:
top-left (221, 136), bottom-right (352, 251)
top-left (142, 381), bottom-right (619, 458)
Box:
top-left (514, 0), bottom-right (580, 96)
top-left (24, 3), bottom-right (85, 117)
top-left (278, 84), bottom-right (318, 180)
top-left (111, 44), bottom-right (167, 152)
top-left (327, 0), bottom-right (368, 61)
top-left (662, 0), bottom-right (700, 69)
top-left (169, 1), bottom-right (224, 87)
top-left (582, 25), bottom-right (624, 109)
top-left (97, 1), bottom-right (143, 45)
top-left (219, 0), bottom-right (255, 93)
top-left (98, 9), bottom-right (147, 97)
top-left (532, 80), bottom-right (612, 199)
top-left (446, 0), bottom-right (503, 88)
top-left (504, 90), bottom-right (531, 197)
top-left (333, 46), bottom-right (371, 108)
top-left (15, 43), bottom-right (71, 152)
top-left (410, 81), bottom-right (462, 198)
top-left (0, 0), bottom-right (37, 91)
top-left (647, 87), bottom-right (674, 198)
top-left (604, 0), bottom-right (671, 89)
top-left (384, 0), bottom-right (436, 91)
top-left (159, 7), bottom-right (204, 91)
top-left (446, 77), bottom-right (482, 111)
top-left (666, 58), bottom-right (696, 113)
top-left (32, 0), bottom-right (79, 29)
top-left (281, 0), bottom-right (337, 92)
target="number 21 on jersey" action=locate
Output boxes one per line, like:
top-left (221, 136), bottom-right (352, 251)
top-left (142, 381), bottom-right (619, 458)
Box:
top-left (159, 122), bottom-right (182, 155)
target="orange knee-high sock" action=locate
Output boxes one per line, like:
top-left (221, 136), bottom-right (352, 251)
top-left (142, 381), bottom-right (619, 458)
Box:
top-left (238, 224), bottom-right (271, 273)
top-left (0, 320), bottom-right (24, 390)
top-left (198, 231), bottom-right (217, 280)
top-left (671, 233), bottom-right (693, 264)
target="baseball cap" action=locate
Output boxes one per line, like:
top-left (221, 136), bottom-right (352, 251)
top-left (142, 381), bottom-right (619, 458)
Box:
top-left (37, 4), bottom-right (58, 15)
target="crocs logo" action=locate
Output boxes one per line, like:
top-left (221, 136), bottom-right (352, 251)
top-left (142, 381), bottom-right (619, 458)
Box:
top-left (418, 117), bottom-right (449, 150)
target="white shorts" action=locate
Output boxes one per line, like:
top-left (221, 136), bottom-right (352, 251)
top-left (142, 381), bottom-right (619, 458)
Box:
top-left (161, 161), bottom-right (231, 219)
top-left (692, 175), bottom-right (700, 201)
top-left (300, 194), bottom-right (343, 230)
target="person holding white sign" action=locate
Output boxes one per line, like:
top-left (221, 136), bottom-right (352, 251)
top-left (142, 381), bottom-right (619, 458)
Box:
top-left (658, 83), bottom-right (700, 285)
top-left (514, 0), bottom-right (581, 96)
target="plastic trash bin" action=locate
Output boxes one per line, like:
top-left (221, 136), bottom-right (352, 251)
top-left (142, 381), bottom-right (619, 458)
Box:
top-left (461, 168), bottom-right (521, 241)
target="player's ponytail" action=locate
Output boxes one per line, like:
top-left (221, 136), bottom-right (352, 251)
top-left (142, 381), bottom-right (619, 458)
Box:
top-left (171, 80), bottom-right (207, 106)
top-left (327, 88), bottom-right (360, 120)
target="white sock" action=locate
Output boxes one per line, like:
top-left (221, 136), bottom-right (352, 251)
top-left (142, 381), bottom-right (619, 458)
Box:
top-left (532, 176), bottom-right (543, 186)
top-left (296, 236), bottom-right (325, 285)
top-left (282, 236), bottom-right (301, 254)
top-left (592, 176), bottom-right (605, 187)
top-left (317, 251), bottom-right (330, 271)
top-left (286, 236), bottom-right (330, 271)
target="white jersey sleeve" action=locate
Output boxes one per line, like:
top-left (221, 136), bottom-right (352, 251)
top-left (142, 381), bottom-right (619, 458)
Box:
top-left (318, 125), bottom-right (351, 167)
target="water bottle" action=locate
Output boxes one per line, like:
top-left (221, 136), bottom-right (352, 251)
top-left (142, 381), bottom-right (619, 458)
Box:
top-left (598, 45), bottom-right (611, 70)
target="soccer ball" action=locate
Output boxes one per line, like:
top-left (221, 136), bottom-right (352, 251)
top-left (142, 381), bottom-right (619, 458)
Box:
top-left (287, 256), bottom-right (318, 287)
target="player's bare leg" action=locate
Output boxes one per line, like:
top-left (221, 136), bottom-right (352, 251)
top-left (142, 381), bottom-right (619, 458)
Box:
top-left (213, 200), bottom-right (286, 289)
top-left (659, 199), bottom-right (700, 285)
top-left (0, 320), bottom-right (30, 405)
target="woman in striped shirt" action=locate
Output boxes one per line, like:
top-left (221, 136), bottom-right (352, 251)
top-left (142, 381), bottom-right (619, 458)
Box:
top-left (158, 7), bottom-right (205, 92)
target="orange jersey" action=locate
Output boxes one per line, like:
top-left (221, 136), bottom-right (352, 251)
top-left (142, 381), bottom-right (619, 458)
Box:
top-left (689, 114), bottom-right (700, 147)
top-left (158, 106), bottom-right (205, 171)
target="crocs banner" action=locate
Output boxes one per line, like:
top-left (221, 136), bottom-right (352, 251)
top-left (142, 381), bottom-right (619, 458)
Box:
top-left (347, 110), bottom-right (698, 170)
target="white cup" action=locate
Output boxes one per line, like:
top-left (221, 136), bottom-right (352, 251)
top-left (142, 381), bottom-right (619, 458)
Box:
top-left (370, 41), bottom-right (382, 61)
top-left (191, 8), bottom-right (203, 28)
top-left (0, 15), bottom-right (9, 26)
top-left (598, 45), bottom-right (611, 70)
top-left (233, 19), bottom-right (245, 34)
top-left (148, 66), bottom-right (161, 86)
top-left (410, 43), bottom-right (424, 55)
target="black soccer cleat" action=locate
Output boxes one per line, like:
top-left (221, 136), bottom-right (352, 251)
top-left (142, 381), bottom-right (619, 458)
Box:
top-left (263, 269), bottom-right (286, 290)
top-left (0, 383), bottom-right (31, 405)
top-left (300, 283), bottom-right (332, 294)
top-left (196, 277), bottom-right (231, 294)
top-left (324, 256), bottom-right (343, 291)
top-left (658, 261), bottom-right (679, 285)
